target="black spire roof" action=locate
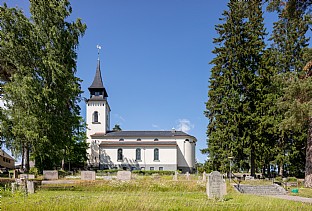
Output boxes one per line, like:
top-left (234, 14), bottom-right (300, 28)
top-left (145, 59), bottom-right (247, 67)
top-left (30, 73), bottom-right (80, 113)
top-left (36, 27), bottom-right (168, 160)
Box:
top-left (88, 59), bottom-right (108, 99)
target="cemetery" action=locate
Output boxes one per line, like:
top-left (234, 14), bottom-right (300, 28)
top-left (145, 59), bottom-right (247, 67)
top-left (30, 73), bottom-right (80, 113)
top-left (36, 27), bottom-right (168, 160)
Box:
top-left (1, 170), bottom-right (312, 210)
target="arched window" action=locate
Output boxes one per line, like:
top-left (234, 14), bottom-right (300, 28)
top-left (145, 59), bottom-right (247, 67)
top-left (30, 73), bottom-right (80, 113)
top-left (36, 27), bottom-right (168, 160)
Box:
top-left (93, 111), bottom-right (99, 123)
top-left (136, 148), bottom-right (141, 161)
top-left (154, 148), bottom-right (159, 161)
top-left (154, 138), bottom-right (159, 141)
top-left (117, 148), bottom-right (123, 161)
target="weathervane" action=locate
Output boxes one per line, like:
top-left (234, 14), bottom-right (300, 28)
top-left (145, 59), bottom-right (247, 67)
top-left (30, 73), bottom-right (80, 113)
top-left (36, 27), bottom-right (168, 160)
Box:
top-left (96, 44), bottom-right (101, 60)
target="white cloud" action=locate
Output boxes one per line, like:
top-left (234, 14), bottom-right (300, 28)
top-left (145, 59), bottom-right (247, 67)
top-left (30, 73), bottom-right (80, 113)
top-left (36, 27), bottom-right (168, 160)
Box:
top-left (152, 124), bottom-right (159, 128)
top-left (176, 119), bottom-right (194, 133)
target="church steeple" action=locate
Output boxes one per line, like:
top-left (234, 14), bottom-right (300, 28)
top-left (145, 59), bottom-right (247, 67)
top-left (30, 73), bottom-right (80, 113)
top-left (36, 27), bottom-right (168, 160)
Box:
top-left (88, 48), bottom-right (108, 99)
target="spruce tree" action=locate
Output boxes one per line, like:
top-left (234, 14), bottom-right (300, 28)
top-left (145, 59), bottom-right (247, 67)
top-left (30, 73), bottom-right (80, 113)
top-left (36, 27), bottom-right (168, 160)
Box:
top-left (204, 0), bottom-right (267, 176)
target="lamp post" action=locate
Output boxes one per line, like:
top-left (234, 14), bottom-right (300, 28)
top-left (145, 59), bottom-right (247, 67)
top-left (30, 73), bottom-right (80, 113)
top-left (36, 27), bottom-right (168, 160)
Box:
top-left (228, 156), bottom-right (234, 182)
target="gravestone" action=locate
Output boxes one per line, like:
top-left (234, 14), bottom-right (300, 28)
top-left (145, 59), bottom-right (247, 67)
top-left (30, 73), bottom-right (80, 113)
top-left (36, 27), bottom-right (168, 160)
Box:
top-left (203, 171), bottom-right (207, 182)
top-left (117, 171), bottom-right (131, 181)
top-left (20, 174), bottom-right (35, 179)
top-left (81, 171), bottom-right (96, 180)
top-left (43, 170), bottom-right (58, 180)
top-left (186, 172), bottom-right (190, 180)
top-left (245, 175), bottom-right (254, 180)
top-left (173, 171), bottom-right (178, 181)
top-left (13, 170), bottom-right (18, 179)
top-left (27, 181), bottom-right (35, 194)
top-left (206, 171), bottom-right (226, 199)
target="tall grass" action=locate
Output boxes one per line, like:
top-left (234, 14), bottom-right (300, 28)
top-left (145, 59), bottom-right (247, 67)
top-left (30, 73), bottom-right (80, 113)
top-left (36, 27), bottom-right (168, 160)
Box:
top-left (2, 177), bottom-right (312, 210)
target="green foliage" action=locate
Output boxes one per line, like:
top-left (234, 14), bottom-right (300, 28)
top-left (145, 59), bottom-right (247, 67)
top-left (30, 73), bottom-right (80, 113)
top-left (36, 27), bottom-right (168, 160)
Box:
top-left (97, 169), bottom-right (119, 174)
top-left (0, 0), bottom-right (87, 172)
top-left (29, 167), bottom-right (39, 177)
top-left (204, 0), bottom-right (267, 175)
top-left (132, 170), bottom-right (175, 175)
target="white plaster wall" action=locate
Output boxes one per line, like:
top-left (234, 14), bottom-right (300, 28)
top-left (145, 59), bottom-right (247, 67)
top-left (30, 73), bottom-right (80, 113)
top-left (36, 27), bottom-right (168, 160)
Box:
top-left (100, 146), bottom-right (177, 167)
top-left (86, 101), bottom-right (108, 137)
top-left (86, 100), bottom-right (109, 166)
top-left (176, 138), bottom-right (196, 169)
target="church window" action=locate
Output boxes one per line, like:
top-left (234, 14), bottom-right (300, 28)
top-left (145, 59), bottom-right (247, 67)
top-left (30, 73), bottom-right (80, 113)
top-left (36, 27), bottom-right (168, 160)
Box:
top-left (119, 138), bottom-right (124, 141)
top-left (137, 138), bottom-right (141, 141)
top-left (95, 91), bottom-right (100, 96)
top-left (154, 148), bottom-right (159, 161)
top-left (136, 148), bottom-right (141, 161)
top-left (154, 138), bottom-right (158, 141)
top-left (93, 111), bottom-right (99, 123)
top-left (117, 148), bottom-right (123, 161)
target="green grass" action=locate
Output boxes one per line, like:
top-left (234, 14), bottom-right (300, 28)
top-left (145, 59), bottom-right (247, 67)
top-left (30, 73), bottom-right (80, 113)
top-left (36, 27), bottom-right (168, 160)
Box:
top-left (290, 187), bottom-right (312, 198)
top-left (2, 179), bottom-right (312, 210)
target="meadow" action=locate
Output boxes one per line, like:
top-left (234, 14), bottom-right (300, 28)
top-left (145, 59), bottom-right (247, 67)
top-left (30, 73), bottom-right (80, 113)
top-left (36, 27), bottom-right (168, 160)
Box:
top-left (2, 176), bottom-right (312, 210)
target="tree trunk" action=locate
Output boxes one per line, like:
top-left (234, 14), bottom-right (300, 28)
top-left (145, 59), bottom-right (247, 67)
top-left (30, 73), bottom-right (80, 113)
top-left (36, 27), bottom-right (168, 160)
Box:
top-left (25, 145), bottom-right (30, 172)
top-left (305, 118), bottom-right (312, 187)
top-left (21, 145), bottom-right (25, 171)
top-left (279, 163), bottom-right (284, 177)
top-left (250, 147), bottom-right (255, 177)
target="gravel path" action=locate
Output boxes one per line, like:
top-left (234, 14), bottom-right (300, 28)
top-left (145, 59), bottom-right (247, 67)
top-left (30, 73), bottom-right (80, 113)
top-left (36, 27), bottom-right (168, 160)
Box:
top-left (268, 195), bottom-right (312, 204)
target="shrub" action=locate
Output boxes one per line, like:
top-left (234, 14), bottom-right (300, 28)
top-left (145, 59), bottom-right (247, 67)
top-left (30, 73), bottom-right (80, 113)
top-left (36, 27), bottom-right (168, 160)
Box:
top-left (97, 169), bottom-right (119, 174)
top-left (286, 177), bottom-right (297, 182)
top-left (132, 170), bottom-right (175, 175)
top-left (29, 167), bottom-right (39, 176)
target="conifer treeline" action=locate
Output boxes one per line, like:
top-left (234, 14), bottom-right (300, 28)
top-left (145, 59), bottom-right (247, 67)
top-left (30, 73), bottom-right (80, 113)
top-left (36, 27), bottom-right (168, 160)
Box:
top-left (203, 0), bottom-right (312, 186)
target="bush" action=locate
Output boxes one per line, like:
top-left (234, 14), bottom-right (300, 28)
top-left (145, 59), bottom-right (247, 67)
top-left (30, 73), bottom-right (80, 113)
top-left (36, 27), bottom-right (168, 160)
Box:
top-left (29, 167), bottom-right (39, 176)
top-left (132, 170), bottom-right (175, 175)
top-left (97, 169), bottom-right (119, 174)
top-left (286, 177), bottom-right (297, 182)
top-left (58, 170), bottom-right (72, 178)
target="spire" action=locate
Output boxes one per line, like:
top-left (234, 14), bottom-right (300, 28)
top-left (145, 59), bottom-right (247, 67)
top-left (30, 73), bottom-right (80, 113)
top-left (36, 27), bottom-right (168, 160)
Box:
top-left (88, 45), bottom-right (108, 98)
top-left (89, 59), bottom-right (104, 89)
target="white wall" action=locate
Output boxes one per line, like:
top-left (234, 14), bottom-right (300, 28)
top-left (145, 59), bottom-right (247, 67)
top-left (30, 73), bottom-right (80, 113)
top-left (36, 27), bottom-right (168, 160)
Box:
top-left (100, 145), bottom-right (177, 170)
top-left (86, 100), bottom-right (110, 166)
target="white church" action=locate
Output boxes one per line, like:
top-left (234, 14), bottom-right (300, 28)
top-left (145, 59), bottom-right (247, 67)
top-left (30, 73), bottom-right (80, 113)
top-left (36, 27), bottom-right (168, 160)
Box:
top-left (86, 57), bottom-right (197, 173)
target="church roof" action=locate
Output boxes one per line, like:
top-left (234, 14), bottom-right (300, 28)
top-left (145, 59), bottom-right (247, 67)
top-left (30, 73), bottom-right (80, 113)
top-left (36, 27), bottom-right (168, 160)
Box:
top-left (0, 149), bottom-right (14, 160)
top-left (91, 130), bottom-right (196, 140)
top-left (89, 59), bottom-right (104, 89)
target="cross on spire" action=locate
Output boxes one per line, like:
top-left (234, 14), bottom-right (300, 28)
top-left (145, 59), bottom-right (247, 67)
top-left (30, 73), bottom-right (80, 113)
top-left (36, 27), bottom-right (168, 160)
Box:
top-left (96, 44), bottom-right (102, 60)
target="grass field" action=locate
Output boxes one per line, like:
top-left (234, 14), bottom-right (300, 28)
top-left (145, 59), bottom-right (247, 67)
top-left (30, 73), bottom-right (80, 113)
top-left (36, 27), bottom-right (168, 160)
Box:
top-left (2, 178), bottom-right (312, 210)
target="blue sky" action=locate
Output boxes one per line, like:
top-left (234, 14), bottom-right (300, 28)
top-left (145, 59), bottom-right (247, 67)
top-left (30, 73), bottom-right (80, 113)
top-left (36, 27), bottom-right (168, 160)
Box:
top-left (2, 0), bottom-right (311, 163)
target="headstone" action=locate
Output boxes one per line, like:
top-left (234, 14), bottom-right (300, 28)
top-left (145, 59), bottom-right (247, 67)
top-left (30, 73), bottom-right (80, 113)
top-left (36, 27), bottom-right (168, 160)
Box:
top-left (20, 174), bottom-right (35, 179)
top-left (81, 171), bottom-right (96, 180)
top-left (13, 170), bottom-right (18, 179)
top-left (173, 171), bottom-right (178, 181)
top-left (245, 175), bottom-right (254, 180)
top-left (203, 171), bottom-right (207, 182)
top-left (206, 171), bottom-right (227, 199)
top-left (117, 171), bottom-right (131, 181)
top-left (43, 170), bottom-right (58, 180)
top-left (186, 172), bottom-right (190, 180)
top-left (27, 181), bottom-right (35, 194)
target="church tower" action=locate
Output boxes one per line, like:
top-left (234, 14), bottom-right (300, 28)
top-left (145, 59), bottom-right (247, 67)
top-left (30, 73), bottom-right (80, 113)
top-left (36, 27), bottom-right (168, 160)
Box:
top-left (86, 53), bottom-right (110, 168)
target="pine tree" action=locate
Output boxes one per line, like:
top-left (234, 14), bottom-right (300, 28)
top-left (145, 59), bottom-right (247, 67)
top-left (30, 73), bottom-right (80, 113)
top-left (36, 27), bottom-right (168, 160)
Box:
top-left (267, 0), bottom-right (310, 179)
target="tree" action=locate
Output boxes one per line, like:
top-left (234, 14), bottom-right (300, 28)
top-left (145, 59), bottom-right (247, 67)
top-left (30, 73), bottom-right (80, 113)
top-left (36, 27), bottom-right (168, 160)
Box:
top-left (203, 0), bottom-right (267, 176)
top-left (0, 0), bottom-right (87, 172)
top-left (266, 0), bottom-right (311, 182)
top-left (113, 124), bottom-right (122, 131)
